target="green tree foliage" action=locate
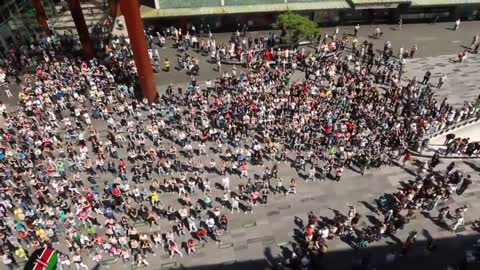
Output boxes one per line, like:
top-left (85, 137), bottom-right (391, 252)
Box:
top-left (274, 12), bottom-right (320, 43)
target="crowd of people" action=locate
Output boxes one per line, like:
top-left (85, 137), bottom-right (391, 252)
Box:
top-left (0, 18), bottom-right (479, 270)
top-left (287, 155), bottom-right (475, 269)
top-left (442, 134), bottom-right (480, 157)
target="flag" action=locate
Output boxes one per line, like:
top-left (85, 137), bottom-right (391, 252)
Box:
top-left (24, 248), bottom-right (58, 270)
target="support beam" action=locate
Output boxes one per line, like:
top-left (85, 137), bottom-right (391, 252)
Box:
top-left (67, 0), bottom-right (94, 59)
top-left (119, 0), bottom-right (157, 102)
top-left (107, 0), bottom-right (122, 17)
top-left (32, 0), bottom-right (53, 36)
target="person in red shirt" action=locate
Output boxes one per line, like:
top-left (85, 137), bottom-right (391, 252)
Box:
top-left (187, 239), bottom-right (196, 254)
top-left (347, 121), bottom-right (355, 132)
top-left (265, 50), bottom-right (272, 61)
top-left (308, 211), bottom-right (318, 227)
top-left (325, 124), bottom-right (333, 134)
top-left (112, 186), bottom-right (122, 198)
top-left (402, 151), bottom-right (412, 167)
top-left (196, 228), bottom-right (209, 243)
top-left (305, 225), bottom-right (315, 242)
top-left (118, 159), bottom-right (126, 170)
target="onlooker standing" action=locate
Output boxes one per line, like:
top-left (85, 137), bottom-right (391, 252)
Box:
top-left (454, 18), bottom-right (461, 30)
top-left (354, 24), bottom-right (360, 36)
top-left (437, 74), bottom-right (447, 89)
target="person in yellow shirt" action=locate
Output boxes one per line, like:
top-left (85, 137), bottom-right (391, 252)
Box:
top-left (150, 191), bottom-right (159, 205)
top-left (319, 89), bottom-right (332, 98)
top-left (14, 207), bottom-right (25, 221)
top-left (35, 227), bottom-right (48, 241)
top-left (15, 246), bottom-right (28, 261)
top-left (18, 89), bottom-right (30, 102)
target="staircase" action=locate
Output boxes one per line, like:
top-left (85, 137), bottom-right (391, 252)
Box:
top-left (51, 0), bottom-right (109, 35)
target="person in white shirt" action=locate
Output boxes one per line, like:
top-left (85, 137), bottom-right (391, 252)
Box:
top-left (221, 177), bottom-right (230, 191)
top-left (72, 253), bottom-right (88, 270)
top-left (454, 18), bottom-right (461, 30)
top-left (354, 24), bottom-right (360, 36)
top-left (3, 87), bottom-right (12, 98)
top-left (0, 102), bottom-right (6, 118)
top-left (437, 74), bottom-right (447, 89)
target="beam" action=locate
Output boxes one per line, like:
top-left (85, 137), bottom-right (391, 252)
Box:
top-left (107, 0), bottom-right (122, 17)
top-left (119, 0), bottom-right (157, 102)
top-left (32, 0), bottom-right (53, 36)
top-left (67, 0), bottom-right (95, 59)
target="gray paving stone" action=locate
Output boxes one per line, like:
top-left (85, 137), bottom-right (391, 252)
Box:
top-left (257, 218), bottom-right (269, 225)
top-left (246, 235), bottom-right (275, 244)
top-left (219, 242), bottom-right (234, 249)
top-left (278, 204), bottom-right (292, 210)
top-left (242, 222), bottom-right (257, 228)
top-left (233, 243), bottom-right (248, 251)
top-left (267, 210), bottom-right (280, 216)
top-left (300, 197), bottom-right (316, 203)
top-left (161, 262), bottom-right (177, 269)
top-left (190, 252), bottom-right (207, 258)
top-left (231, 231), bottom-right (247, 238)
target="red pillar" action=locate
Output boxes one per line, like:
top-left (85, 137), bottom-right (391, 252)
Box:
top-left (107, 0), bottom-right (122, 18)
top-left (119, 0), bottom-right (157, 102)
top-left (32, 0), bottom-right (53, 36)
top-left (67, 0), bottom-right (95, 59)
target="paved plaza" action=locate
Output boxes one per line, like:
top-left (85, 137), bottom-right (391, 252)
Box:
top-left (101, 159), bottom-right (480, 270)
top-left (91, 22), bottom-right (480, 270)
top-left (1, 20), bottom-right (480, 270)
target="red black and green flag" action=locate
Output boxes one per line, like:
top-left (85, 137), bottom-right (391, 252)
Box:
top-left (24, 247), bottom-right (58, 270)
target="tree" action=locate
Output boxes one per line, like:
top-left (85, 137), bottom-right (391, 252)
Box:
top-left (274, 12), bottom-right (320, 44)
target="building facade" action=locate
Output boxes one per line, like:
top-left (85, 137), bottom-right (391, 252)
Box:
top-left (1, 0), bottom-right (479, 54)
top-left (140, 0), bottom-right (480, 30)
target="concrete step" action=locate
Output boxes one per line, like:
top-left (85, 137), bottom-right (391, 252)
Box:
top-left (51, 0), bottom-right (109, 34)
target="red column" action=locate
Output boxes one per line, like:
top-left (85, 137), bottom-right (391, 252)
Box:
top-left (32, 0), bottom-right (53, 36)
top-left (107, 0), bottom-right (122, 17)
top-left (119, 0), bottom-right (157, 102)
top-left (67, 0), bottom-right (94, 59)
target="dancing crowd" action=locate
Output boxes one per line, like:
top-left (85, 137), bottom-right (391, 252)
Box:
top-left (0, 20), bottom-right (479, 270)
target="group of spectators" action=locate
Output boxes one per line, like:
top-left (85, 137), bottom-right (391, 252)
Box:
top-left (290, 155), bottom-right (474, 269)
top-left (0, 18), bottom-right (478, 270)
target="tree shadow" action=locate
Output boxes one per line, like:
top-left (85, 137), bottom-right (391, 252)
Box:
top-left (421, 211), bottom-right (450, 230)
top-left (387, 233), bottom-right (403, 246)
top-left (263, 246), bottom-right (277, 267)
top-left (366, 215), bottom-right (382, 226)
top-left (463, 161), bottom-right (480, 172)
top-left (359, 201), bottom-right (379, 215)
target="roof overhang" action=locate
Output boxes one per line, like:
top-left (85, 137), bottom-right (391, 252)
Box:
top-left (141, 1), bottom-right (350, 18)
top-left (411, 0), bottom-right (480, 6)
top-left (349, 0), bottom-right (411, 9)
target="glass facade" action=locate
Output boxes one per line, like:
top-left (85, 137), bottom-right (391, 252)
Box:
top-left (158, 0), bottom-right (221, 9)
top-left (154, 0), bottom-right (339, 9)
top-left (0, 0), bottom-right (58, 54)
